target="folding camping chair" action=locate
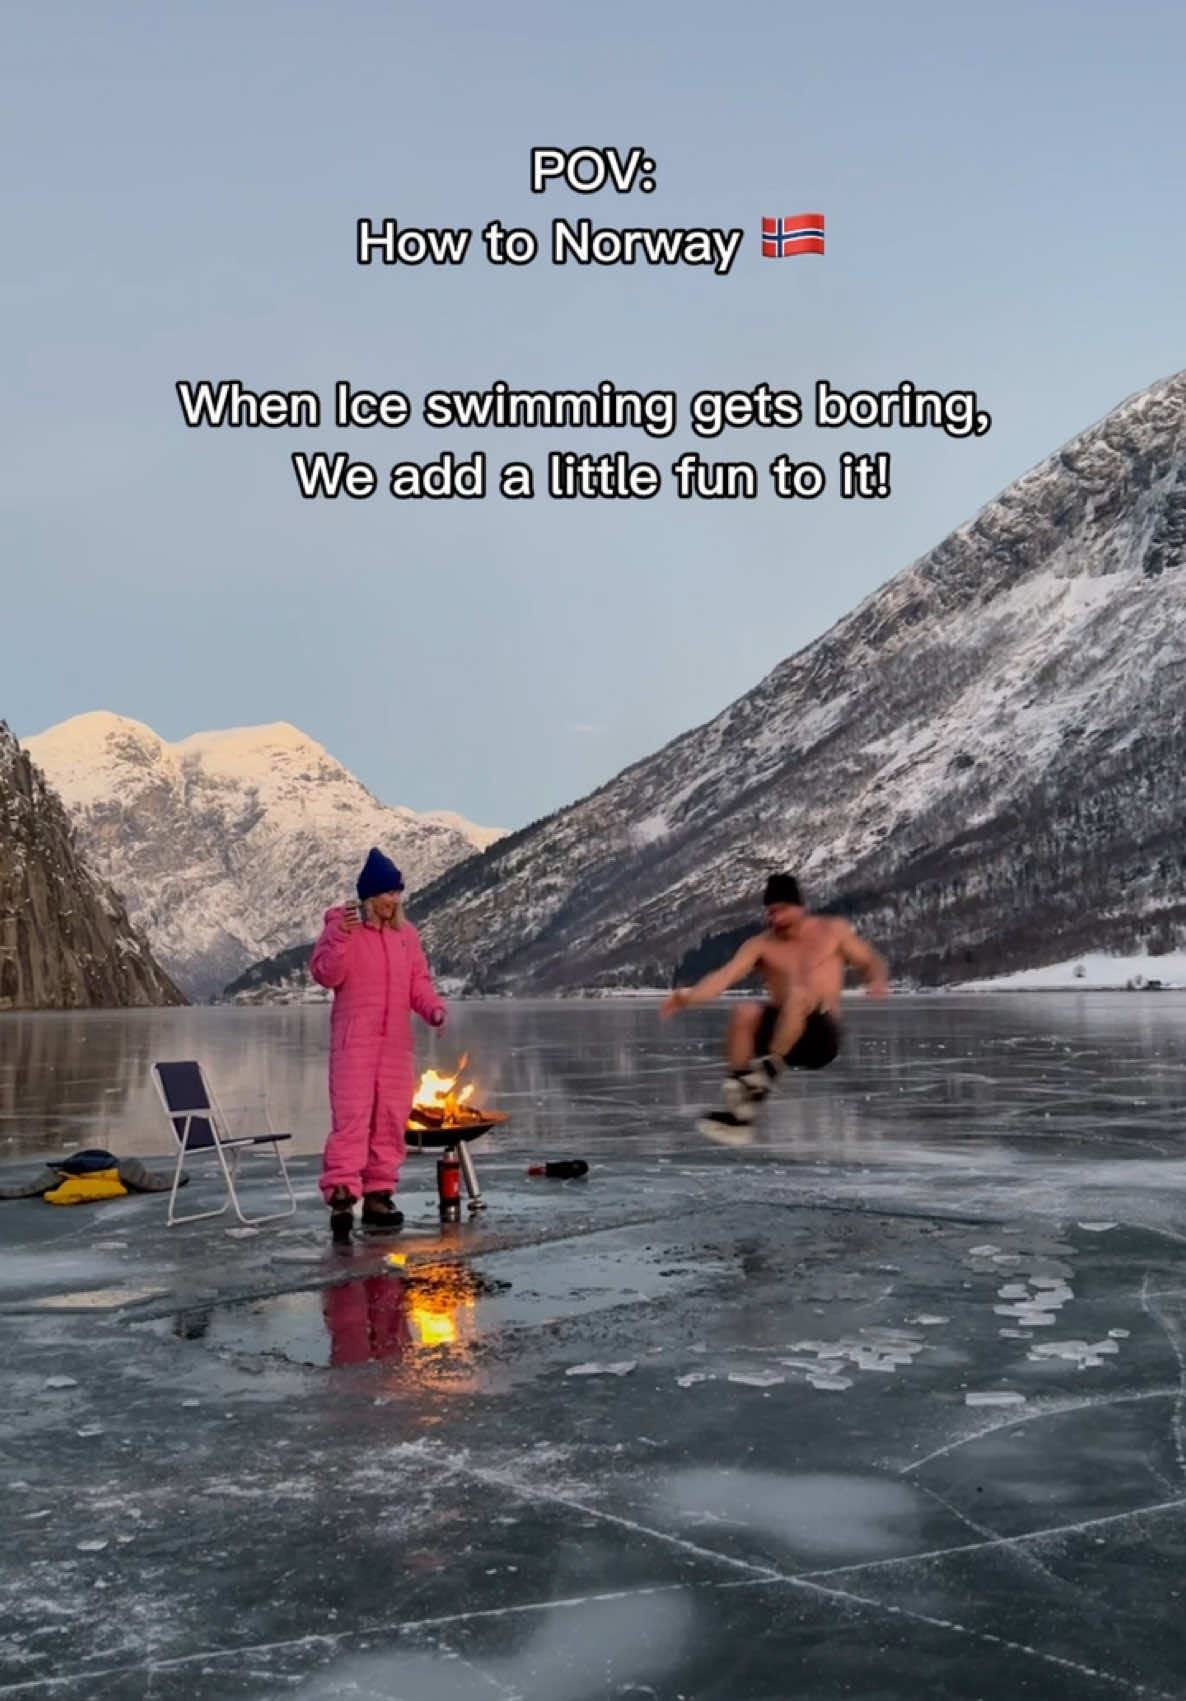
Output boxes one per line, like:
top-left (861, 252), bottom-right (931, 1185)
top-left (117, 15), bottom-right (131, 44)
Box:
top-left (152, 1060), bottom-right (297, 1228)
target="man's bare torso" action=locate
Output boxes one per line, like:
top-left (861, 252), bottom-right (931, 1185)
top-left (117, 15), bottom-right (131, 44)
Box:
top-left (753, 917), bottom-right (849, 1015)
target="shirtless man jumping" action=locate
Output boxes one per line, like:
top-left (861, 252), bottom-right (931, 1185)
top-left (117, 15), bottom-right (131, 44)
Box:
top-left (660, 873), bottom-right (890, 1143)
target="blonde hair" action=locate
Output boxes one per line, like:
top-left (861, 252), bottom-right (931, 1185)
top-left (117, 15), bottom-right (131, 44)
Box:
top-left (358, 895), bottom-right (404, 929)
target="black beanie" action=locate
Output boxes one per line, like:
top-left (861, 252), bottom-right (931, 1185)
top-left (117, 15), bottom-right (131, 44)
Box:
top-left (357, 847), bottom-right (405, 901)
top-left (763, 873), bottom-right (802, 906)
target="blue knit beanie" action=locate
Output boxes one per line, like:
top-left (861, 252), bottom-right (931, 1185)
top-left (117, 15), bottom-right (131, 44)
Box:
top-left (357, 847), bottom-right (404, 901)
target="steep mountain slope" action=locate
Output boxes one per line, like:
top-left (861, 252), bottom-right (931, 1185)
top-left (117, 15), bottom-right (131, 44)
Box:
top-left (0, 723), bottom-right (183, 1010)
top-left (24, 715), bottom-right (504, 1000)
top-left (407, 370), bottom-right (1186, 991)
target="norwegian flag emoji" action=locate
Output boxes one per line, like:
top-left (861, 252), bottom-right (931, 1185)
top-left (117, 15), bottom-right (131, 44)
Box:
top-left (762, 214), bottom-right (825, 257)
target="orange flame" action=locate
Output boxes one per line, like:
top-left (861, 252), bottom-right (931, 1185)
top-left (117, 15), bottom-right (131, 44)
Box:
top-left (412, 1055), bottom-right (478, 1122)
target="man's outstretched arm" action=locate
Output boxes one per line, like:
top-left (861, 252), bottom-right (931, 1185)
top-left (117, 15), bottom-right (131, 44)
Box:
top-left (841, 924), bottom-right (891, 996)
top-left (660, 937), bottom-right (763, 1018)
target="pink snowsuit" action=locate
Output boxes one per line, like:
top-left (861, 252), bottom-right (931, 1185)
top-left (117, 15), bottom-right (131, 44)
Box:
top-left (311, 906), bottom-right (446, 1202)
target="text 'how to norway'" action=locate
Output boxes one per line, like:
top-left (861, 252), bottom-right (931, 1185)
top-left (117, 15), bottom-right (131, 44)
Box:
top-left (355, 219), bottom-right (745, 276)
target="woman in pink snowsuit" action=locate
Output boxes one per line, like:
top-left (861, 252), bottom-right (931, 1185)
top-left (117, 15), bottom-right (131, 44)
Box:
top-left (311, 848), bottom-right (446, 1235)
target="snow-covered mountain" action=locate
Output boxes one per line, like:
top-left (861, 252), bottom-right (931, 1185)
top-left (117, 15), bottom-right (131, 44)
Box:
top-left (23, 715), bottom-right (504, 1000)
top-left (397, 369), bottom-right (1186, 992)
top-left (0, 722), bottom-right (183, 1010)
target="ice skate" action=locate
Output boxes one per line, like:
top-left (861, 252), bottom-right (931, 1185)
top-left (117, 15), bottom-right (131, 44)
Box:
top-left (738, 1053), bottom-right (783, 1103)
top-left (696, 1076), bottom-right (759, 1146)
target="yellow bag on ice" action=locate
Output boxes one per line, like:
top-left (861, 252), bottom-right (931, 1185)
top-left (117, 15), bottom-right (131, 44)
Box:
top-left (43, 1169), bottom-right (128, 1206)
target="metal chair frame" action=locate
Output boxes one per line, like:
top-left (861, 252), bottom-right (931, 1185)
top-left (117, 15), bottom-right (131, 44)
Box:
top-left (152, 1061), bottom-right (297, 1228)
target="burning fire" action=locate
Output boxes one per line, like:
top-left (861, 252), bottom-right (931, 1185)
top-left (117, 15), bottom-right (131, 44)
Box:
top-left (412, 1055), bottom-right (479, 1123)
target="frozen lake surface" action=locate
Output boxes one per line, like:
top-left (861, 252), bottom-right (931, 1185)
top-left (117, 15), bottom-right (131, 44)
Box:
top-left (1, 994), bottom-right (1185, 1698)
top-left (4, 990), bottom-right (1186, 1173)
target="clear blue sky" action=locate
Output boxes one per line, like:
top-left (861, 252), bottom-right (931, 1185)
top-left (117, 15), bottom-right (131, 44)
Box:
top-left (4, 0), bottom-right (1185, 831)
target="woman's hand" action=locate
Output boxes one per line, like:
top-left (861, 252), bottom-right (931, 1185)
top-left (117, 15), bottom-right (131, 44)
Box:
top-left (340, 903), bottom-right (361, 933)
top-left (659, 988), bottom-right (691, 1020)
top-left (429, 1006), bottom-right (447, 1028)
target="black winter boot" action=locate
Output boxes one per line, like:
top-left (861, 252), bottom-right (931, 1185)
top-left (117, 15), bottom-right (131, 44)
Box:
top-left (361, 1191), bottom-right (405, 1232)
top-left (327, 1186), bottom-right (356, 1242)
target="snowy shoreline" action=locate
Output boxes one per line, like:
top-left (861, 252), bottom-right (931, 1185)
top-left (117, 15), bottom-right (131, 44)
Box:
top-left (947, 949), bottom-right (1186, 994)
top-left (220, 950), bottom-right (1186, 1005)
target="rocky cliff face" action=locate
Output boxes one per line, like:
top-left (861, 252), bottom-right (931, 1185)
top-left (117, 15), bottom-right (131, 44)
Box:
top-left (0, 724), bottom-right (184, 1010)
top-left (404, 370), bottom-right (1186, 991)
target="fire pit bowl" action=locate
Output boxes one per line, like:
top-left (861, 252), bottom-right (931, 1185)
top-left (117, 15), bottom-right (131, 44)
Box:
top-left (404, 1109), bottom-right (508, 1217)
top-left (404, 1060), bottom-right (504, 1214)
top-left (404, 1109), bottom-right (508, 1151)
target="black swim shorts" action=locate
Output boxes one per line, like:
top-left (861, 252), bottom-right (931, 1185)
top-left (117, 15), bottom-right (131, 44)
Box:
top-left (754, 1004), bottom-right (841, 1070)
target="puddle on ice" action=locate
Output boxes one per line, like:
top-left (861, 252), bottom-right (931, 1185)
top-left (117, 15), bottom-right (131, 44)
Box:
top-left (0, 1252), bottom-right (126, 1293)
top-left (138, 1236), bottom-right (707, 1369)
top-left (31, 1285), bottom-right (166, 1310)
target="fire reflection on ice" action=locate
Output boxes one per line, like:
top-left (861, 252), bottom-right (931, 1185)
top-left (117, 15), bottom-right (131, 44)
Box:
top-left (397, 1256), bottom-right (480, 1350)
top-left (321, 1261), bottom-right (485, 1368)
top-left (411, 1307), bottom-right (459, 1348)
